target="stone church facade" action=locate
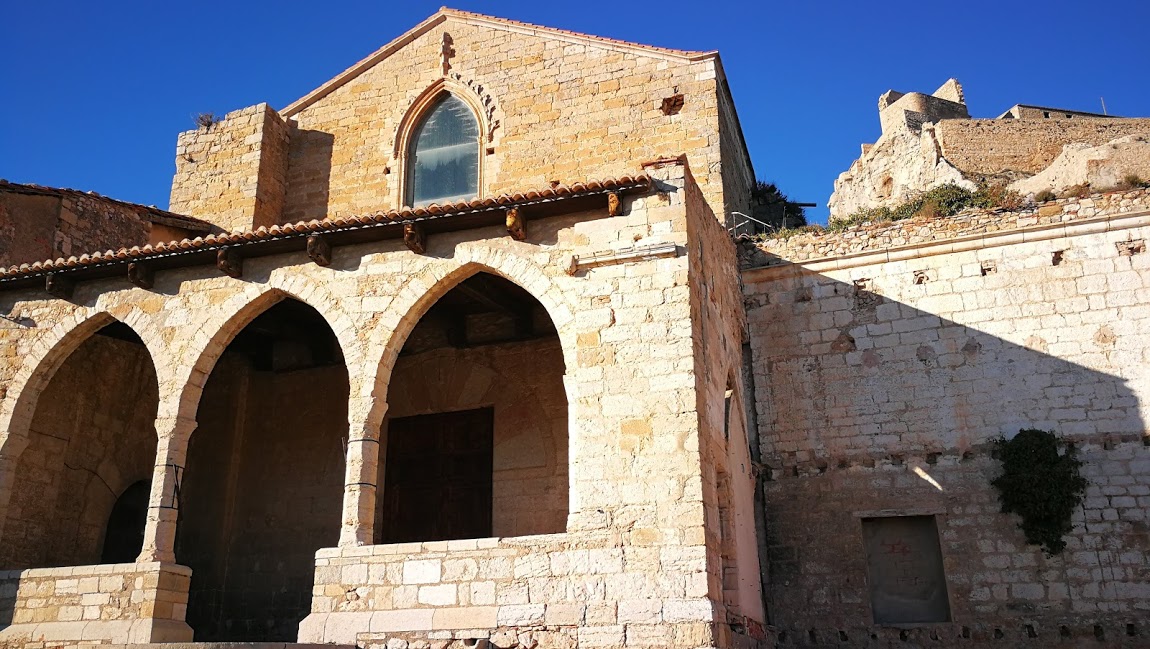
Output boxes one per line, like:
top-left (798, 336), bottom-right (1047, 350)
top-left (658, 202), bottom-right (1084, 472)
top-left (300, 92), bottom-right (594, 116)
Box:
top-left (0, 9), bottom-right (1148, 649)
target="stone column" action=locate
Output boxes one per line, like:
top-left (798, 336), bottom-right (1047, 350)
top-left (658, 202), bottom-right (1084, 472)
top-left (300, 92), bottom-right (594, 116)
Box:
top-left (137, 417), bottom-right (196, 563)
top-left (339, 396), bottom-right (387, 546)
top-left (0, 415), bottom-right (34, 549)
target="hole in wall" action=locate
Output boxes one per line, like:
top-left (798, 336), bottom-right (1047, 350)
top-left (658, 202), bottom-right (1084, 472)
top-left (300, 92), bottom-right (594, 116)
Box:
top-left (1051, 250), bottom-right (1064, 266)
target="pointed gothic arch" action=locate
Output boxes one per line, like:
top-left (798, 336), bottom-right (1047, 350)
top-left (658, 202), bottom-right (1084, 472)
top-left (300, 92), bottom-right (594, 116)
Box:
top-left (393, 80), bottom-right (490, 208)
top-left (0, 313), bottom-right (161, 569)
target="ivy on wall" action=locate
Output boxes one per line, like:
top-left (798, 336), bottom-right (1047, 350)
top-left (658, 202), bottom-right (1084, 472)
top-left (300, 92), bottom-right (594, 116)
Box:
top-left (991, 428), bottom-right (1087, 554)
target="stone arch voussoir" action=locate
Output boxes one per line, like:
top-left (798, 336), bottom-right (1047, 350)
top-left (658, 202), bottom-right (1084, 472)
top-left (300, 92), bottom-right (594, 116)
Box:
top-left (168, 276), bottom-right (361, 431)
top-left (368, 245), bottom-right (577, 408)
top-left (0, 307), bottom-right (165, 457)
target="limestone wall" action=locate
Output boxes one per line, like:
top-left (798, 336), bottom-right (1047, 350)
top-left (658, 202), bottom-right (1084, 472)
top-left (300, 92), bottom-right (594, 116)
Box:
top-left (0, 336), bottom-right (158, 569)
top-left (167, 12), bottom-right (755, 231)
top-left (683, 162), bottom-right (766, 642)
top-left (0, 189), bottom-right (203, 268)
top-left (935, 117), bottom-right (1150, 178)
top-left (302, 534), bottom-right (715, 647)
top-left (0, 562), bottom-right (192, 646)
top-left (750, 188), bottom-right (1150, 266)
top-left (743, 203), bottom-right (1150, 646)
top-left (0, 166), bottom-right (755, 647)
top-left (169, 103), bottom-right (290, 232)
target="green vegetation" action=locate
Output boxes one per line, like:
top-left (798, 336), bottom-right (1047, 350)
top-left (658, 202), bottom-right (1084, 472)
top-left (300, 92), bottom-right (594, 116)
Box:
top-left (1034, 189), bottom-right (1057, 203)
top-left (991, 429), bottom-right (1087, 555)
top-left (827, 183), bottom-right (1023, 232)
top-left (750, 180), bottom-right (808, 230)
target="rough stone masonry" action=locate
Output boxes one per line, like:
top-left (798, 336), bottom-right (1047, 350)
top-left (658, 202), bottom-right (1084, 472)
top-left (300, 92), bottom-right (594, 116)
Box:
top-left (0, 8), bottom-right (1148, 649)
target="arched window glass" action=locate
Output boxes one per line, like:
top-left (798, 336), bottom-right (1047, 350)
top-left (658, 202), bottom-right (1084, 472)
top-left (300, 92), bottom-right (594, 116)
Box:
top-left (407, 94), bottom-right (480, 207)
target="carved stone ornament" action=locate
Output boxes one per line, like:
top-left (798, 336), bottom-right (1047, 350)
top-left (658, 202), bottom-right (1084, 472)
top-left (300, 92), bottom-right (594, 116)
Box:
top-left (505, 207), bottom-right (526, 241)
top-left (403, 222), bottom-right (428, 254)
top-left (448, 71), bottom-right (501, 142)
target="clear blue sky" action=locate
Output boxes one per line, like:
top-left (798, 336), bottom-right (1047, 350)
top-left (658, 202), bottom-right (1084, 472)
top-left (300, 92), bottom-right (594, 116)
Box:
top-left (2, 0), bottom-right (1148, 224)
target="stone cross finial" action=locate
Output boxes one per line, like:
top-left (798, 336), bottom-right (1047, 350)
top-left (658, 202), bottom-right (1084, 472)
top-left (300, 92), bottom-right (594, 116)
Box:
top-left (441, 33), bottom-right (455, 76)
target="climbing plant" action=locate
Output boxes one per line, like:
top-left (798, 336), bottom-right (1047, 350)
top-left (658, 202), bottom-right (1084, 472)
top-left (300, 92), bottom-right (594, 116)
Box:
top-left (991, 428), bottom-right (1087, 554)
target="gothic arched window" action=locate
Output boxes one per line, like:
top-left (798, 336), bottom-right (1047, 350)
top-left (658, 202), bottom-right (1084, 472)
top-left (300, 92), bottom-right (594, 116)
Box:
top-left (406, 94), bottom-right (480, 207)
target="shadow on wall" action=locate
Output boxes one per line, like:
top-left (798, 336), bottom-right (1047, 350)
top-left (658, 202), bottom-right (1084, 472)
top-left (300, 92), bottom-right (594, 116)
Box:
top-left (743, 247), bottom-right (1150, 646)
top-left (282, 128), bottom-right (334, 224)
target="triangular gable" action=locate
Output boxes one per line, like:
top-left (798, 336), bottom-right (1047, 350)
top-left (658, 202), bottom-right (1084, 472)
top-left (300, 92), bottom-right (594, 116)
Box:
top-left (281, 7), bottom-right (717, 117)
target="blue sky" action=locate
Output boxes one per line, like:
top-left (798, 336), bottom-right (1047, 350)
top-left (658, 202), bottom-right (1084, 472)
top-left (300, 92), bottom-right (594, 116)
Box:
top-left (2, 1), bottom-right (1147, 224)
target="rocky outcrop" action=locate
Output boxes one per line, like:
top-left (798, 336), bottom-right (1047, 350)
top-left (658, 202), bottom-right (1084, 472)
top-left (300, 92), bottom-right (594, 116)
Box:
top-left (1012, 134), bottom-right (1150, 195)
top-left (829, 79), bottom-right (1150, 220)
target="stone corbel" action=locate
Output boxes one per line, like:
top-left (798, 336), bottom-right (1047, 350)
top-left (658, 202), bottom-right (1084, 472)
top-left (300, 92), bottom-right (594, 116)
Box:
top-left (306, 234), bottom-right (332, 267)
top-left (216, 247), bottom-right (243, 278)
top-left (45, 272), bottom-right (75, 299)
top-left (127, 261), bottom-right (155, 289)
top-left (403, 222), bottom-right (427, 254)
top-left (506, 207), bottom-right (527, 241)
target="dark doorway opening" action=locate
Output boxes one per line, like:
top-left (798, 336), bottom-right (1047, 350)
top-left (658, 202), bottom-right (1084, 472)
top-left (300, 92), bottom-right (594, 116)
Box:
top-left (378, 271), bottom-right (569, 543)
top-left (177, 298), bottom-right (348, 642)
top-left (100, 480), bottom-right (150, 564)
top-left (381, 408), bottom-right (494, 543)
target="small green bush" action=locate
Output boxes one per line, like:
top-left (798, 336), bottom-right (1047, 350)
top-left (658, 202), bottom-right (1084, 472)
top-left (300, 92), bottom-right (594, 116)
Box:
top-left (1034, 189), bottom-right (1057, 203)
top-left (991, 429), bottom-right (1087, 554)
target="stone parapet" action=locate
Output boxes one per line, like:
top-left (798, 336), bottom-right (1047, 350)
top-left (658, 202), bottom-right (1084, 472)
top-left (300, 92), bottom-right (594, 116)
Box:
top-left (298, 534), bottom-right (721, 647)
top-left (0, 562), bottom-right (193, 646)
top-left (746, 188), bottom-right (1150, 267)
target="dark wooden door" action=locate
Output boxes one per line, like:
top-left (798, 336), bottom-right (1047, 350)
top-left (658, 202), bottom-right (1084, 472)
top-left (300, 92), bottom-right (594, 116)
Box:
top-left (381, 407), bottom-right (494, 543)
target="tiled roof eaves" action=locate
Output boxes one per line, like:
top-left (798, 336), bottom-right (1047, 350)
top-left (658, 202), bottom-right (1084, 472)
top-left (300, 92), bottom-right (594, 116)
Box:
top-left (0, 175), bottom-right (650, 289)
top-left (0, 181), bottom-right (215, 232)
top-left (281, 8), bottom-right (715, 118)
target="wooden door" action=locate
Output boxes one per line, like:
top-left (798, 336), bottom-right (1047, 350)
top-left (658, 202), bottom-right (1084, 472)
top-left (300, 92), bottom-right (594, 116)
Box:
top-left (381, 407), bottom-right (494, 543)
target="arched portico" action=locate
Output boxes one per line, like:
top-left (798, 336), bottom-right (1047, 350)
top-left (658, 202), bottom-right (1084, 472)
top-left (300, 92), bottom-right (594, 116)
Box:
top-left (170, 289), bottom-right (351, 642)
top-left (0, 312), bottom-right (161, 569)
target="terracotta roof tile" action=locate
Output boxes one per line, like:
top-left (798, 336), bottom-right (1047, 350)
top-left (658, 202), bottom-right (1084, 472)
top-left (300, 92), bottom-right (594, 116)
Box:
top-left (0, 174), bottom-right (649, 280)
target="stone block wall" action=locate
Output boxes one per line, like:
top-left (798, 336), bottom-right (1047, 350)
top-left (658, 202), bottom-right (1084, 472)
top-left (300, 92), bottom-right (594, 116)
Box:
top-left (169, 103), bottom-right (290, 232)
top-left (934, 117), bottom-right (1150, 179)
top-left (743, 198), bottom-right (1150, 646)
top-left (272, 12), bottom-right (746, 227)
top-left (747, 188), bottom-right (1150, 266)
top-left (0, 562), bottom-right (192, 646)
top-left (300, 534), bottom-right (717, 648)
top-left (0, 335), bottom-right (158, 570)
top-left (683, 162), bottom-right (765, 637)
top-left (0, 165), bottom-right (764, 646)
top-left (0, 189), bottom-right (207, 269)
